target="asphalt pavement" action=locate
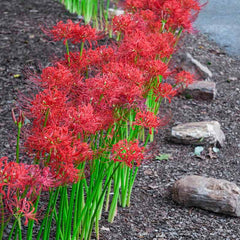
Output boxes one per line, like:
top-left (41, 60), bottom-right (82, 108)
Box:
top-left (194, 0), bottom-right (240, 57)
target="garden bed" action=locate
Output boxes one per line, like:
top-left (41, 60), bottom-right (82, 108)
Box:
top-left (1, 0), bottom-right (240, 239)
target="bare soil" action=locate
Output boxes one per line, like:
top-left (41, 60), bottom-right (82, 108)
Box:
top-left (1, 0), bottom-right (240, 239)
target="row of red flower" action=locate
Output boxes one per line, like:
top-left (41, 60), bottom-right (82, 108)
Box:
top-left (0, 0), bottom-right (201, 230)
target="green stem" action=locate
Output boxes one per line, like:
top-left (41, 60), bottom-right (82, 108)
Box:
top-left (86, 163), bottom-right (120, 239)
top-left (43, 108), bottom-right (50, 127)
top-left (64, 184), bottom-right (77, 240)
top-left (108, 166), bottom-right (121, 223)
top-left (80, 41), bottom-right (84, 56)
top-left (65, 40), bottom-right (70, 64)
top-left (127, 167), bottom-right (139, 207)
top-left (17, 217), bottom-right (22, 240)
top-left (0, 195), bottom-right (4, 240)
top-left (7, 219), bottom-right (17, 240)
top-left (26, 193), bottom-right (41, 240)
top-left (72, 163), bottom-right (118, 239)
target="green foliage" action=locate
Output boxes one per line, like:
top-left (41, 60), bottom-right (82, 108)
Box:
top-left (60, 0), bottom-right (112, 28)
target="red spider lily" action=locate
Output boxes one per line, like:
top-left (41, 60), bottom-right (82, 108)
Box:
top-left (0, 158), bottom-right (29, 193)
top-left (112, 14), bottom-right (134, 34)
top-left (112, 13), bottom-right (145, 36)
top-left (0, 157), bottom-right (57, 197)
top-left (53, 162), bottom-right (80, 185)
top-left (137, 10), bottom-right (163, 33)
top-left (146, 32), bottom-right (177, 59)
top-left (118, 30), bottom-right (154, 62)
top-left (111, 139), bottom-right (144, 168)
top-left (27, 88), bottom-right (68, 125)
top-left (133, 110), bottom-right (160, 134)
top-left (138, 59), bottom-right (169, 80)
top-left (44, 19), bottom-right (99, 45)
top-left (86, 73), bottom-right (143, 107)
top-left (19, 165), bottom-right (57, 194)
top-left (125, 0), bottom-right (202, 32)
top-left (102, 61), bottom-right (146, 93)
top-left (163, 0), bottom-right (193, 31)
top-left (67, 104), bottom-right (100, 136)
top-left (5, 196), bottom-right (37, 226)
top-left (64, 46), bottom-right (116, 76)
top-left (25, 125), bottom-right (89, 162)
top-left (175, 70), bottom-right (194, 87)
top-left (154, 82), bottom-right (177, 102)
top-left (39, 63), bottom-right (77, 91)
top-left (11, 108), bottom-right (25, 126)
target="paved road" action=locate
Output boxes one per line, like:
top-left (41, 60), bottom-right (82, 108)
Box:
top-left (194, 0), bottom-right (240, 57)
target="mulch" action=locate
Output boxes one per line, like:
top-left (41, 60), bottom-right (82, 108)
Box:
top-left (1, 0), bottom-right (240, 239)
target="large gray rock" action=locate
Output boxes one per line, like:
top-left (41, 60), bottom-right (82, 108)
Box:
top-left (178, 52), bottom-right (213, 80)
top-left (184, 81), bottom-right (217, 100)
top-left (172, 175), bottom-right (240, 217)
top-left (171, 121), bottom-right (225, 147)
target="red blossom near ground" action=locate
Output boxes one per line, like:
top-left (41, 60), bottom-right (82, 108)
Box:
top-left (111, 140), bottom-right (144, 168)
top-left (25, 88), bottom-right (68, 126)
top-left (6, 196), bottom-right (37, 226)
top-left (39, 63), bottom-right (76, 91)
top-left (0, 157), bottom-right (59, 224)
top-left (138, 59), bottom-right (169, 80)
top-left (25, 125), bottom-right (92, 164)
top-left (43, 19), bottom-right (99, 45)
top-left (133, 110), bottom-right (160, 133)
top-left (0, 157), bottom-right (56, 194)
top-left (154, 82), bottom-right (178, 102)
top-left (175, 70), bottom-right (194, 87)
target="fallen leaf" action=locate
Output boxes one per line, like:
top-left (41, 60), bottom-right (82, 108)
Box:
top-left (194, 146), bottom-right (204, 156)
top-left (155, 154), bottom-right (171, 161)
top-left (101, 226), bottom-right (110, 231)
top-left (148, 184), bottom-right (158, 189)
top-left (213, 147), bottom-right (220, 153)
top-left (208, 147), bottom-right (217, 159)
top-left (143, 169), bottom-right (153, 175)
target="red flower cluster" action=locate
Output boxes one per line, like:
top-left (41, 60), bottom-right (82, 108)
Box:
top-left (1, 0), bottom-right (201, 226)
top-left (22, 0), bottom-right (198, 184)
top-left (44, 19), bottom-right (99, 45)
top-left (125, 0), bottom-right (203, 32)
top-left (175, 70), bottom-right (195, 87)
top-left (0, 157), bottom-right (55, 225)
top-left (133, 110), bottom-right (161, 134)
top-left (154, 82), bottom-right (177, 102)
top-left (111, 140), bottom-right (144, 168)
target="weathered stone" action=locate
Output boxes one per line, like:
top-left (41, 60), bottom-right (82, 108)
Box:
top-left (170, 121), bottom-right (225, 147)
top-left (178, 52), bottom-right (213, 80)
top-left (184, 81), bottom-right (217, 100)
top-left (172, 175), bottom-right (240, 217)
